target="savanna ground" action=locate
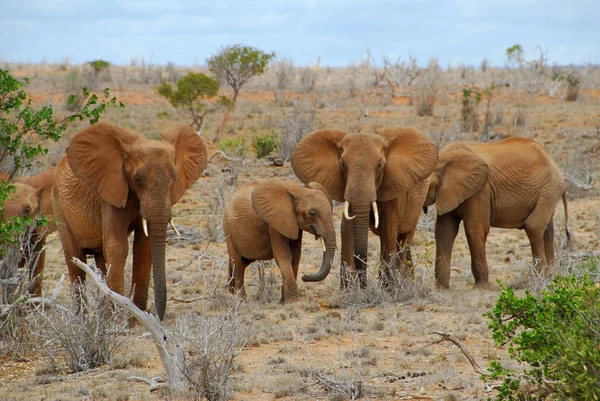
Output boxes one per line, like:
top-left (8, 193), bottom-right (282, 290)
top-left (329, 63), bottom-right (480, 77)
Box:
top-left (1, 57), bottom-right (599, 400)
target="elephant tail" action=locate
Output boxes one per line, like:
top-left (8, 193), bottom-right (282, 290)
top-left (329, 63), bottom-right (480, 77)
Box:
top-left (562, 191), bottom-right (572, 249)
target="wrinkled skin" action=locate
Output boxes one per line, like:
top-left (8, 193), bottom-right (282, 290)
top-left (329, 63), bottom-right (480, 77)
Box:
top-left (1, 168), bottom-right (55, 296)
top-left (223, 180), bottom-right (336, 303)
top-left (292, 127), bottom-right (438, 288)
top-left (423, 138), bottom-right (569, 289)
top-left (52, 122), bottom-right (207, 320)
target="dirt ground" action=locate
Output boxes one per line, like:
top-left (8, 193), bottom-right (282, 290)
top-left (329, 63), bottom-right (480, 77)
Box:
top-left (0, 62), bottom-right (599, 401)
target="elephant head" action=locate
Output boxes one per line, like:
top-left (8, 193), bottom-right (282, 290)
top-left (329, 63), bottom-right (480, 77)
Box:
top-left (423, 143), bottom-right (489, 216)
top-left (251, 180), bottom-right (336, 282)
top-left (291, 127), bottom-right (438, 276)
top-left (1, 183), bottom-right (42, 220)
top-left (67, 122), bottom-right (207, 319)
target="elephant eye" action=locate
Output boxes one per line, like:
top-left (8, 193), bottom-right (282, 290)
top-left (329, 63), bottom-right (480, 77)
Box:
top-left (309, 210), bottom-right (317, 217)
top-left (340, 159), bottom-right (346, 169)
top-left (23, 206), bottom-right (31, 215)
top-left (377, 160), bottom-right (383, 169)
top-left (134, 175), bottom-right (142, 186)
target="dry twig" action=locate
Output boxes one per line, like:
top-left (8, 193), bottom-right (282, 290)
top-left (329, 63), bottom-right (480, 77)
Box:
top-left (427, 331), bottom-right (489, 376)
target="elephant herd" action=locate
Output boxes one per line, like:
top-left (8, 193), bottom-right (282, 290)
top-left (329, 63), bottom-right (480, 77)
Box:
top-left (1, 122), bottom-right (569, 320)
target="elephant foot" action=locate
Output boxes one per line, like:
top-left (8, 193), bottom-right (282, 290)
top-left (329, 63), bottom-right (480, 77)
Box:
top-left (280, 291), bottom-right (300, 305)
top-left (435, 282), bottom-right (451, 290)
top-left (473, 281), bottom-right (491, 290)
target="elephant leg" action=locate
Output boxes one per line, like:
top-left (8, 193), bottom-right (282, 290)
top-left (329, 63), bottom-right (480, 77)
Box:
top-left (102, 217), bottom-right (131, 296)
top-left (435, 213), bottom-right (462, 289)
top-left (290, 234), bottom-right (303, 281)
top-left (397, 232), bottom-right (415, 278)
top-left (131, 226), bottom-right (152, 311)
top-left (340, 215), bottom-right (355, 289)
top-left (463, 217), bottom-right (490, 288)
top-left (543, 217), bottom-right (556, 267)
top-left (93, 252), bottom-right (107, 276)
top-left (28, 232), bottom-right (46, 297)
top-left (269, 227), bottom-right (299, 303)
top-left (525, 225), bottom-right (547, 273)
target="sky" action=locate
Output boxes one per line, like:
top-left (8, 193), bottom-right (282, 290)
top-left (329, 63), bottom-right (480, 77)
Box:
top-left (1, 0), bottom-right (598, 68)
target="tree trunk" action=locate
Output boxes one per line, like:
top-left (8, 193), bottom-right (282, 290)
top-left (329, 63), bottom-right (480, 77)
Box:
top-left (214, 89), bottom-right (239, 142)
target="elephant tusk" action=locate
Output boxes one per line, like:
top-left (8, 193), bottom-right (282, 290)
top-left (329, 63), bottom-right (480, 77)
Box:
top-left (343, 201), bottom-right (355, 220)
top-left (142, 218), bottom-right (148, 237)
top-left (170, 220), bottom-right (181, 237)
top-left (319, 237), bottom-right (326, 252)
top-left (372, 201), bottom-right (379, 229)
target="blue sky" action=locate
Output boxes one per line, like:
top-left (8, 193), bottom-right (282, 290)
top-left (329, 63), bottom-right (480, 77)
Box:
top-left (1, 0), bottom-right (598, 67)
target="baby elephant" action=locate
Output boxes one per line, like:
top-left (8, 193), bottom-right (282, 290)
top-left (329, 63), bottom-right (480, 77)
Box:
top-left (223, 179), bottom-right (336, 303)
top-left (423, 138), bottom-right (569, 289)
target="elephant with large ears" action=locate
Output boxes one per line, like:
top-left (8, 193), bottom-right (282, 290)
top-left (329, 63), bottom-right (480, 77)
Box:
top-left (1, 168), bottom-right (56, 297)
top-left (52, 122), bottom-right (207, 320)
top-left (423, 137), bottom-right (570, 289)
top-left (223, 180), bottom-right (336, 303)
top-left (291, 127), bottom-right (438, 287)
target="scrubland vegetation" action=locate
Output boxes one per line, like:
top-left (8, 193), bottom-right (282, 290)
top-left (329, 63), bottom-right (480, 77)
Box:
top-left (0, 44), bottom-right (599, 400)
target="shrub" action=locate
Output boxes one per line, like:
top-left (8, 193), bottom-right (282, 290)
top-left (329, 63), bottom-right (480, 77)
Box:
top-left (218, 137), bottom-right (247, 158)
top-left (413, 58), bottom-right (440, 117)
top-left (274, 106), bottom-right (316, 161)
top-left (88, 59), bottom-right (110, 73)
top-left (39, 287), bottom-right (128, 372)
top-left (157, 72), bottom-right (231, 130)
top-left (460, 88), bottom-right (482, 132)
top-left (485, 271), bottom-right (600, 400)
top-left (251, 132), bottom-right (279, 159)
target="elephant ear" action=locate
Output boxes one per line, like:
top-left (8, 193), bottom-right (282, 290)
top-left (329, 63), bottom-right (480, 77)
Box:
top-left (376, 127), bottom-right (439, 202)
top-left (252, 180), bottom-right (299, 239)
top-left (67, 122), bottom-right (141, 208)
top-left (436, 144), bottom-right (489, 215)
top-left (160, 123), bottom-right (207, 205)
top-left (291, 129), bottom-right (348, 202)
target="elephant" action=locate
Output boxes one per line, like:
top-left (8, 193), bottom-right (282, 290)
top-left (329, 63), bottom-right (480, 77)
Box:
top-left (1, 168), bottom-right (55, 296)
top-left (223, 179), bottom-right (336, 303)
top-left (422, 137), bottom-right (570, 289)
top-left (52, 122), bottom-right (207, 320)
top-left (291, 127), bottom-right (439, 288)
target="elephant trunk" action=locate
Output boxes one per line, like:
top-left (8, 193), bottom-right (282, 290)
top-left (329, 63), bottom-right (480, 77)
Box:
top-left (149, 220), bottom-right (168, 320)
top-left (302, 234), bottom-right (336, 282)
top-left (351, 205), bottom-right (371, 288)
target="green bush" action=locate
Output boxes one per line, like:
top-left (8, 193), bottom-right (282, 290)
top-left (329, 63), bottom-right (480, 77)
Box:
top-left (485, 266), bottom-right (600, 400)
top-left (89, 59), bottom-right (110, 73)
top-left (251, 132), bottom-right (279, 159)
top-left (219, 137), bottom-right (247, 158)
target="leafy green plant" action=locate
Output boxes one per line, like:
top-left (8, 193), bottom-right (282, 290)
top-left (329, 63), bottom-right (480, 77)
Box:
top-left (207, 44), bottom-right (275, 140)
top-left (251, 132), bottom-right (279, 159)
top-left (0, 69), bottom-right (123, 251)
top-left (218, 137), bottom-right (247, 158)
top-left (157, 72), bottom-right (231, 130)
top-left (485, 269), bottom-right (600, 400)
top-left (460, 87), bottom-right (482, 132)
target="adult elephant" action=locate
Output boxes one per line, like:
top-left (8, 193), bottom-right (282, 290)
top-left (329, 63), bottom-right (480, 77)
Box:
top-left (291, 127), bottom-right (438, 287)
top-left (52, 122), bottom-right (207, 320)
top-left (1, 168), bottom-right (55, 296)
top-left (423, 137), bottom-right (569, 289)
top-left (223, 180), bottom-right (336, 303)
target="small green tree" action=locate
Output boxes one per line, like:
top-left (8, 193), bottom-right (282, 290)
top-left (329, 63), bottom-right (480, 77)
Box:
top-left (89, 59), bottom-right (110, 74)
top-left (506, 44), bottom-right (525, 70)
top-left (207, 44), bottom-right (275, 140)
top-left (157, 72), bottom-right (231, 131)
